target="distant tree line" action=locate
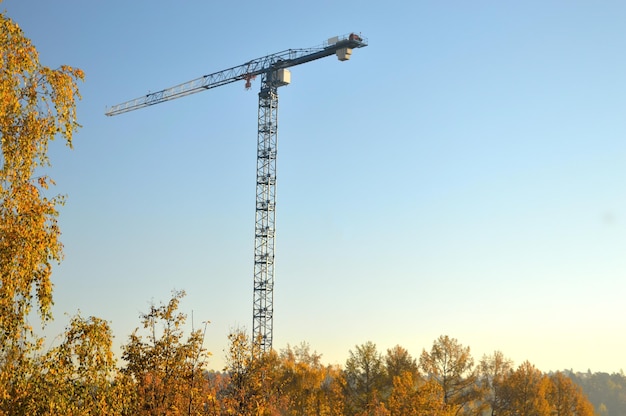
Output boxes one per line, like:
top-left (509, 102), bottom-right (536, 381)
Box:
top-left (567, 371), bottom-right (626, 416)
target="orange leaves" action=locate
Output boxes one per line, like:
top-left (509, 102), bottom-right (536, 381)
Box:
top-left (388, 372), bottom-right (452, 416)
top-left (122, 291), bottom-right (211, 415)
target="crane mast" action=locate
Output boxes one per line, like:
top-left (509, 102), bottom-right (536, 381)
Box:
top-left (105, 33), bottom-right (367, 352)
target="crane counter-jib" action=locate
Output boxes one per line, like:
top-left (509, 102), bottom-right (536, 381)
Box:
top-left (104, 33), bottom-right (367, 117)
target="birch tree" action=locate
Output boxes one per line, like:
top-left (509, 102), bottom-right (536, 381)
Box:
top-left (0, 8), bottom-right (83, 412)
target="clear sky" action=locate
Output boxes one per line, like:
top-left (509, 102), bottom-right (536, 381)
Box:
top-left (4, 0), bottom-right (625, 373)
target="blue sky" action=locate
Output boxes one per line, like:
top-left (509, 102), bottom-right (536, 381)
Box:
top-left (4, 0), bottom-right (626, 372)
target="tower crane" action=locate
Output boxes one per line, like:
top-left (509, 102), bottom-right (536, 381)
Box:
top-left (106, 33), bottom-right (367, 352)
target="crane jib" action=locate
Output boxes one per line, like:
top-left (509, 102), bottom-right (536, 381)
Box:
top-left (104, 34), bottom-right (366, 116)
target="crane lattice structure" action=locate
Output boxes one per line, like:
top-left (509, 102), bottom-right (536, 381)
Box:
top-left (106, 33), bottom-right (367, 352)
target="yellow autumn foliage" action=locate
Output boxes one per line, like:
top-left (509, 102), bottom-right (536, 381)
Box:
top-left (0, 8), bottom-right (83, 341)
top-left (0, 9), bottom-right (83, 413)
